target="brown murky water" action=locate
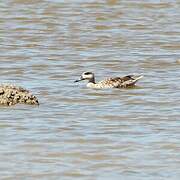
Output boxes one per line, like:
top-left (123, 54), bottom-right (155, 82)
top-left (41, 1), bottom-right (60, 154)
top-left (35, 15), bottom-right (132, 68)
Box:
top-left (0, 0), bottom-right (180, 179)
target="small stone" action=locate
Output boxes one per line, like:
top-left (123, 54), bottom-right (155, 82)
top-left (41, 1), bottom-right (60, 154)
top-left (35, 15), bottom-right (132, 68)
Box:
top-left (0, 84), bottom-right (39, 106)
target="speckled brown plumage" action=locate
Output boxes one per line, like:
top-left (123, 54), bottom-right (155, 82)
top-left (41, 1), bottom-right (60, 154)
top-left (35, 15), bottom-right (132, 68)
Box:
top-left (0, 85), bottom-right (39, 106)
top-left (99, 75), bottom-right (140, 88)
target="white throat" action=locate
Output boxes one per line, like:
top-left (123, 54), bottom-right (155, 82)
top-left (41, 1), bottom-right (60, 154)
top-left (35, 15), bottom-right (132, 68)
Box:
top-left (87, 82), bottom-right (96, 88)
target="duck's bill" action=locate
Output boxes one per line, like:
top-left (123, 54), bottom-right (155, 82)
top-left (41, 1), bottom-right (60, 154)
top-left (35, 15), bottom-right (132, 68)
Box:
top-left (74, 78), bottom-right (85, 83)
top-left (74, 79), bottom-right (81, 82)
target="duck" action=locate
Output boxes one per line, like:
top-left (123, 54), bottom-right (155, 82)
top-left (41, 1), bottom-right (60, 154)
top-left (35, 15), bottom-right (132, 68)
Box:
top-left (0, 84), bottom-right (39, 106)
top-left (75, 72), bottom-right (143, 89)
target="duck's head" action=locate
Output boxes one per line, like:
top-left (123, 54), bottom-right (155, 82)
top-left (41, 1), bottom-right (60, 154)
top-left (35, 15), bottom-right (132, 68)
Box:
top-left (74, 72), bottom-right (94, 82)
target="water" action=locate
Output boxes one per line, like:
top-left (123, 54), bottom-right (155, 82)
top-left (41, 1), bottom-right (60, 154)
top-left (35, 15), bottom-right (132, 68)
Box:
top-left (0, 0), bottom-right (180, 179)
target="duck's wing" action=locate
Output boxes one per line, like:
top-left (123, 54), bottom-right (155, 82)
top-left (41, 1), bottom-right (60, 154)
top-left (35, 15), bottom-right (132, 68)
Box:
top-left (117, 75), bottom-right (143, 87)
top-left (97, 77), bottom-right (124, 88)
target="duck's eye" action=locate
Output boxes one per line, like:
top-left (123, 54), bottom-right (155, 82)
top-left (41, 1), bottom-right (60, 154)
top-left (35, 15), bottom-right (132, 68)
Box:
top-left (84, 72), bottom-right (91, 75)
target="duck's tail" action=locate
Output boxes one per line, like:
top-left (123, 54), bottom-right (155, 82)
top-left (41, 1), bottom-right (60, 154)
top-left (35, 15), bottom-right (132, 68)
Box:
top-left (133, 75), bottom-right (143, 81)
top-left (132, 75), bottom-right (143, 85)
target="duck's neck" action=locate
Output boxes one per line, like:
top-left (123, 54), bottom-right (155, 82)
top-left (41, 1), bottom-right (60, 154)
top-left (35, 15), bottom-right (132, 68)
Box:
top-left (88, 77), bottom-right (95, 84)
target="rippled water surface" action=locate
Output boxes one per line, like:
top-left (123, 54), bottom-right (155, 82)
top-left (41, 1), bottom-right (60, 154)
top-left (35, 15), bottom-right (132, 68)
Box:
top-left (0, 0), bottom-right (180, 179)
